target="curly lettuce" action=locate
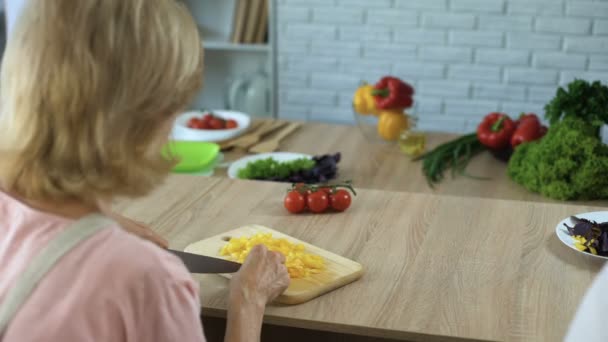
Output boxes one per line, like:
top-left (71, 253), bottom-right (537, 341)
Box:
top-left (508, 117), bottom-right (608, 200)
top-left (545, 79), bottom-right (608, 131)
top-left (237, 158), bottom-right (315, 180)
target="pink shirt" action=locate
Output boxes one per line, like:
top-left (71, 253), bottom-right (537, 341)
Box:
top-left (0, 191), bottom-right (206, 341)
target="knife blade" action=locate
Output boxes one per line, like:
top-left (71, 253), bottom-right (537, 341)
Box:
top-left (168, 249), bottom-right (241, 274)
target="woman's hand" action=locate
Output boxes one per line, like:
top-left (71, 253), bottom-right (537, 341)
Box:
top-left (230, 244), bottom-right (290, 306)
top-left (224, 245), bottom-right (290, 342)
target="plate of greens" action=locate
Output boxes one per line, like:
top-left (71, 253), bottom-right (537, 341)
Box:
top-left (228, 152), bottom-right (341, 183)
top-left (556, 212), bottom-right (608, 260)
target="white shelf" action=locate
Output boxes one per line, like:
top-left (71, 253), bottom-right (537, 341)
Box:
top-left (183, 0), bottom-right (278, 118)
top-left (199, 27), bottom-right (269, 52)
top-left (203, 40), bottom-right (269, 52)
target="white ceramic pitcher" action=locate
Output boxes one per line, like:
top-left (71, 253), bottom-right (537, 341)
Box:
top-left (226, 70), bottom-right (271, 117)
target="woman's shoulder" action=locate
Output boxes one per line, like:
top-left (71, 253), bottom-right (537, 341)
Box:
top-left (72, 224), bottom-right (198, 297)
top-left (75, 226), bottom-right (205, 340)
top-left (6, 222), bottom-right (204, 342)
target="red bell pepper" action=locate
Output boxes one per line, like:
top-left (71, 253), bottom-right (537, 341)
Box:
top-left (515, 113), bottom-right (539, 127)
top-left (511, 113), bottom-right (543, 148)
top-left (371, 76), bottom-right (414, 109)
top-left (477, 112), bottom-right (517, 150)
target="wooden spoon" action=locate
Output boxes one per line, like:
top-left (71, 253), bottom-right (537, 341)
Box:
top-left (233, 121), bottom-right (286, 150)
top-left (248, 122), bottom-right (301, 153)
top-left (219, 121), bottom-right (263, 150)
top-left (220, 121), bottom-right (284, 151)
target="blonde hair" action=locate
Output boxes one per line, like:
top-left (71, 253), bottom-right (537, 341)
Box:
top-left (0, 0), bottom-right (203, 204)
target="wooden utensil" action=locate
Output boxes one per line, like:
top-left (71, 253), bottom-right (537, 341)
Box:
top-left (219, 120), bottom-right (280, 151)
top-left (248, 122), bottom-right (301, 153)
top-left (184, 225), bottom-right (364, 305)
top-left (218, 121), bottom-right (262, 150)
top-left (232, 121), bottom-right (286, 150)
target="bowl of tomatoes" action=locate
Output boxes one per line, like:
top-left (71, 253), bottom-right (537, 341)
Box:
top-left (172, 110), bottom-right (251, 142)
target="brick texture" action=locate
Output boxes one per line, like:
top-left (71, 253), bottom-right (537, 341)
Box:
top-left (277, 0), bottom-right (608, 133)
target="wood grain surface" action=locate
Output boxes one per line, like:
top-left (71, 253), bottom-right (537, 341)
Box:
top-left (184, 225), bottom-right (364, 304)
top-left (219, 120), bottom-right (608, 207)
top-left (116, 176), bottom-right (606, 342)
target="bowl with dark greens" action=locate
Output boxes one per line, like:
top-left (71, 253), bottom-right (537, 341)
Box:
top-left (228, 152), bottom-right (341, 183)
top-left (556, 212), bottom-right (608, 260)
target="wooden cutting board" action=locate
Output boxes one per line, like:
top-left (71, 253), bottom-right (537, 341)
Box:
top-left (184, 225), bottom-right (364, 305)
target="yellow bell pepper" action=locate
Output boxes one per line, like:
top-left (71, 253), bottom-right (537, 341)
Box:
top-left (377, 109), bottom-right (410, 141)
top-left (353, 84), bottom-right (378, 116)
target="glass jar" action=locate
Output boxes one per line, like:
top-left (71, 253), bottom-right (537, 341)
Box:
top-left (398, 116), bottom-right (426, 157)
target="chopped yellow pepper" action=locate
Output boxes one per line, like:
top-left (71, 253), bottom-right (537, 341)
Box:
top-left (219, 233), bottom-right (325, 279)
top-left (573, 235), bottom-right (599, 255)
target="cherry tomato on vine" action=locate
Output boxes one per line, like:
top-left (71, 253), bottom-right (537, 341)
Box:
top-left (294, 183), bottom-right (312, 198)
top-left (307, 191), bottom-right (329, 213)
top-left (284, 191), bottom-right (306, 214)
top-left (330, 189), bottom-right (352, 212)
top-left (319, 186), bottom-right (333, 195)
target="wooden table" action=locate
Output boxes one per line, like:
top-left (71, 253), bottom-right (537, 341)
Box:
top-left (220, 121), bottom-right (608, 207)
top-left (117, 176), bottom-right (606, 342)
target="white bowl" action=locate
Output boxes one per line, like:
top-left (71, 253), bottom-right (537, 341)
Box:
top-left (555, 211), bottom-right (608, 261)
top-left (172, 110), bottom-right (251, 142)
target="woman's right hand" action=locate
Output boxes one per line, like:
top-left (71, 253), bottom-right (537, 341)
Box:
top-left (224, 245), bottom-right (290, 342)
top-left (229, 245), bottom-right (290, 306)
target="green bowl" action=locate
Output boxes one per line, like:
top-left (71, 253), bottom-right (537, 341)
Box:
top-left (163, 141), bottom-right (220, 173)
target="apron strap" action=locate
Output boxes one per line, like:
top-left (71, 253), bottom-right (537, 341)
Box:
top-left (0, 213), bottom-right (114, 335)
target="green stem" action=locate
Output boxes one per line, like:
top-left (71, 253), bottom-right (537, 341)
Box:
top-left (491, 116), bottom-right (506, 132)
top-left (289, 180), bottom-right (357, 196)
top-left (371, 88), bottom-right (389, 97)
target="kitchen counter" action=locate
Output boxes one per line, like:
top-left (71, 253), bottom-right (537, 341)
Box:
top-left (220, 120), bottom-right (607, 207)
top-left (117, 176), bottom-right (606, 342)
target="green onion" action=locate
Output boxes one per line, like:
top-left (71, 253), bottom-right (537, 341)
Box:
top-left (413, 133), bottom-right (488, 187)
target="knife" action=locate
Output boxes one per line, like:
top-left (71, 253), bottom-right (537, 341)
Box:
top-left (168, 249), bottom-right (241, 274)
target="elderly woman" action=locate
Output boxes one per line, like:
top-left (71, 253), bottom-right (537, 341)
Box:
top-left (0, 0), bottom-right (289, 341)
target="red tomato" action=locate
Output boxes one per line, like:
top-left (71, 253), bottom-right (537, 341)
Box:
top-left (200, 120), bottom-right (212, 130)
top-left (330, 189), bottom-right (351, 212)
top-left (319, 187), bottom-right (333, 195)
top-left (187, 117), bottom-right (201, 129)
top-left (284, 191), bottom-right (306, 214)
top-left (203, 114), bottom-right (214, 123)
top-left (189, 118), bottom-right (209, 130)
top-left (307, 191), bottom-right (329, 213)
top-left (226, 119), bottom-right (238, 129)
top-left (210, 118), bottom-right (225, 130)
top-left (294, 183), bottom-right (311, 197)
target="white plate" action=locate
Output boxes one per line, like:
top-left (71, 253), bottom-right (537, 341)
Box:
top-left (555, 211), bottom-right (608, 260)
top-left (172, 110), bottom-right (251, 142)
top-left (227, 152), bottom-right (312, 179)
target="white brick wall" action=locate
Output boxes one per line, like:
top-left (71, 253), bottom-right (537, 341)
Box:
top-left (277, 0), bottom-right (608, 132)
